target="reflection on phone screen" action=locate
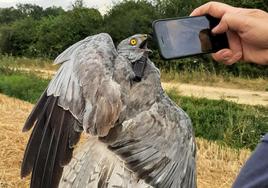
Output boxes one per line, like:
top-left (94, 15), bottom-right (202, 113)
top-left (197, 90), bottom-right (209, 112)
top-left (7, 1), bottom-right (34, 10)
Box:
top-left (154, 15), bottom-right (229, 59)
top-left (165, 17), bottom-right (212, 57)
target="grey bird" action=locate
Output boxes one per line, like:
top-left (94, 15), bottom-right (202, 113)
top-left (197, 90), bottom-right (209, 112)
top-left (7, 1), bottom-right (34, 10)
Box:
top-left (21, 33), bottom-right (196, 188)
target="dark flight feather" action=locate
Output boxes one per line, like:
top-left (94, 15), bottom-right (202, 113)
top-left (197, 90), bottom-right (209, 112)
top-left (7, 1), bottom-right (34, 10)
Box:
top-left (22, 90), bottom-right (49, 132)
top-left (21, 93), bottom-right (81, 188)
top-left (21, 93), bottom-right (52, 177)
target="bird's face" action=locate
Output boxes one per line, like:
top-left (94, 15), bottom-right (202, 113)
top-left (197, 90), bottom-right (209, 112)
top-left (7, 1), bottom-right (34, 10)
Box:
top-left (117, 34), bottom-right (152, 62)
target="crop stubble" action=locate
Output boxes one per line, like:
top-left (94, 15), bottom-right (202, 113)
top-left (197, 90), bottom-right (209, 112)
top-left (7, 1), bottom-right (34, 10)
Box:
top-left (0, 94), bottom-right (251, 188)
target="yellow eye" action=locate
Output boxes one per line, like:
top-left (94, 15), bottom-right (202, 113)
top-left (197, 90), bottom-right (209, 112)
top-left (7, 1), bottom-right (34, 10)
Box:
top-left (130, 39), bottom-right (137, 46)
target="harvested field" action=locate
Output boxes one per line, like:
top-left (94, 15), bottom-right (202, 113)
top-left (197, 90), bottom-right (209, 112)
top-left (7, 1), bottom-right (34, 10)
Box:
top-left (0, 94), bottom-right (251, 188)
top-left (0, 94), bottom-right (31, 187)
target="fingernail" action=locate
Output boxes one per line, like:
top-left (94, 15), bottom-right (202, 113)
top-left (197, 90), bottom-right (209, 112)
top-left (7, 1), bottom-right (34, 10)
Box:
top-left (212, 27), bottom-right (218, 34)
top-left (189, 10), bottom-right (196, 16)
top-left (222, 51), bottom-right (232, 61)
top-left (212, 25), bottom-right (221, 34)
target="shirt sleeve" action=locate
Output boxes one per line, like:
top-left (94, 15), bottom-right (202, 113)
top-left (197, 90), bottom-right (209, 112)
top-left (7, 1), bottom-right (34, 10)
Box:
top-left (232, 133), bottom-right (268, 188)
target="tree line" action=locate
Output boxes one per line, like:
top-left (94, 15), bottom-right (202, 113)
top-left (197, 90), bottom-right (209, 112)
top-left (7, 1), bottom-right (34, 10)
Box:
top-left (0, 0), bottom-right (267, 76)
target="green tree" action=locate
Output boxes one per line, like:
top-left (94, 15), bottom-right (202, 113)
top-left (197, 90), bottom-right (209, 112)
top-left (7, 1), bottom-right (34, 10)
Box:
top-left (43, 6), bottom-right (65, 17)
top-left (0, 7), bottom-right (24, 24)
top-left (103, 0), bottom-right (160, 44)
top-left (0, 25), bottom-right (13, 54)
top-left (154, 0), bottom-right (203, 17)
top-left (35, 8), bottom-right (103, 57)
top-left (16, 4), bottom-right (44, 20)
top-left (0, 18), bottom-right (40, 56)
top-left (72, 0), bottom-right (85, 9)
top-left (0, 4), bottom-right (64, 25)
top-left (224, 0), bottom-right (268, 11)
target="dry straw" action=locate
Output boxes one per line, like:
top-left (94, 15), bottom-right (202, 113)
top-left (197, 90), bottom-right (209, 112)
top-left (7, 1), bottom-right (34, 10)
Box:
top-left (0, 94), bottom-right (251, 188)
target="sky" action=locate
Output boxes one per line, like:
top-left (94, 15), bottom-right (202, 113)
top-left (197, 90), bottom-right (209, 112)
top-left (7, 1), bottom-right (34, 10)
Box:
top-left (0, 0), bottom-right (116, 14)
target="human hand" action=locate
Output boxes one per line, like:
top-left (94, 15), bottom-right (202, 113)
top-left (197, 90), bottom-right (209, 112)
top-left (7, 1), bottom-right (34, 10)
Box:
top-left (191, 1), bottom-right (268, 65)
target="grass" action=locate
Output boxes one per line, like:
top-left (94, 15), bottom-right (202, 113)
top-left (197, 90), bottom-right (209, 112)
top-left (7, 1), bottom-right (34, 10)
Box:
top-left (0, 55), bottom-right (57, 71)
top-left (167, 88), bottom-right (268, 150)
top-left (1, 55), bottom-right (268, 91)
top-left (0, 67), bottom-right (49, 103)
top-left (0, 68), bottom-right (267, 150)
top-left (0, 93), bottom-right (251, 188)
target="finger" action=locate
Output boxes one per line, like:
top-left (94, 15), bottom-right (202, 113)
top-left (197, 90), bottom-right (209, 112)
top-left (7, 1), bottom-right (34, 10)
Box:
top-left (211, 32), bottom-right (243, 65)
top-left (224, 52), bottom-right (242, 65)
top-left (190, 1), bottom-right (235, 18)
top-left (212, 49), bottom-right (233, 63)
top-left (212, 13), bottom-right (245, 34)
top-left (212, 15), bottom-right (229, 34)
top-left (224, 30), bottom-right (243, 64)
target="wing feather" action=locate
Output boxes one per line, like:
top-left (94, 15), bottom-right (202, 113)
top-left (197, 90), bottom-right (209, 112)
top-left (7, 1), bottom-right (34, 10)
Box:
top-left (22, 90), bottom-right (49, 132)
top-left (21, 33), bottom-right (122, 188)
top-left (108, 100), bottom-right (196, 188)
top-left (57, 54), bottom-right (196, 188)
top-left (21, 94), bottom-right (52, 176)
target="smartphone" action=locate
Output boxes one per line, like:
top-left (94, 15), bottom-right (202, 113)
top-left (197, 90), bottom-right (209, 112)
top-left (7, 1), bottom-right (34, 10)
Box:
top-left (152, 15), bottom-right (229, 60)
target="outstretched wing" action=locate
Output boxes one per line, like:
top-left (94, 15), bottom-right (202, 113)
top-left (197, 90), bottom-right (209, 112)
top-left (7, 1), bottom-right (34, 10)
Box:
top-left (108, 97), bottom-right (196, 188)
top-left (21, 33), bottom-right (122, 188)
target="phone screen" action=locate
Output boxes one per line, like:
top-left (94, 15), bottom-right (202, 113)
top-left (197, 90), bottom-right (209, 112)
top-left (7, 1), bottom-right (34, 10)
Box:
top-left (153, 15), bottom-right (229, 59)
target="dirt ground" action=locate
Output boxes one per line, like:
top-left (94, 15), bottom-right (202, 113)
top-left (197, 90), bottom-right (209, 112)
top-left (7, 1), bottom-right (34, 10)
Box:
top-left (0, 94), bottom-right (251, 188)
top-left (163, 82), bottom-right (268, 106)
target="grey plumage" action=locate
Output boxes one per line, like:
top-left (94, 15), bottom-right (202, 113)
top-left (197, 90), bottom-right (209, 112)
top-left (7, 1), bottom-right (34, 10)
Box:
top-left (21, 33), bottom-right (196, 188)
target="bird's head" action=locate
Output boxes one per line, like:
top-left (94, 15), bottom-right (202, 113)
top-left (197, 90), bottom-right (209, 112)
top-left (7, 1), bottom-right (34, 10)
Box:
top-left (117, 34), bottom-right (152, 63)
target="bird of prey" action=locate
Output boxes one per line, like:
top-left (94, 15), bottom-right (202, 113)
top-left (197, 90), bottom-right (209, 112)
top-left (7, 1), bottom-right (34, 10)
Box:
top-left (21, 33), bottom-right (196, 188)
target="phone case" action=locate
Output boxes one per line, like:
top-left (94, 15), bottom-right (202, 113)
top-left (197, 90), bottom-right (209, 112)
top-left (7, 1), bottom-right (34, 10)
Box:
top-left (152, 15), bottom-right (229, 60)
